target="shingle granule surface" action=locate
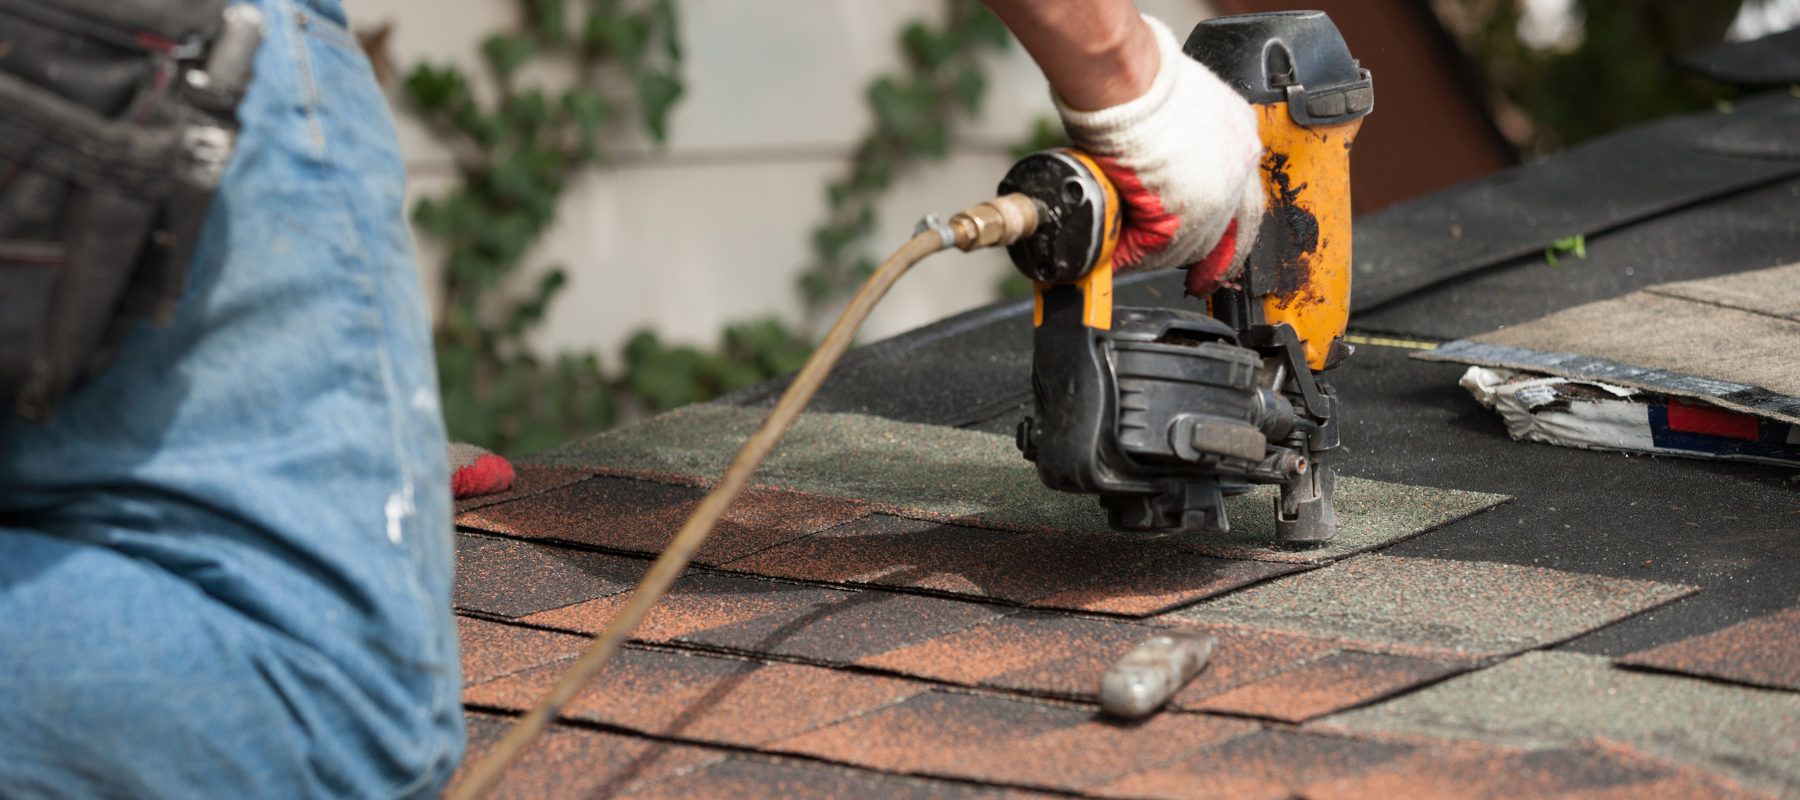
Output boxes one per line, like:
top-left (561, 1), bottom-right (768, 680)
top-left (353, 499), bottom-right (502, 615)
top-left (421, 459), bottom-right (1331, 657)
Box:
top-left (1097, 729), bottom-right (1755, 800)
top-left (449, 711), bottom-right (723, 800)
top-left (1027, 552), bottom-right (1305, 616)
top-left (855, 611), bottom-right (1166, 701)
top-left (718, 514), bottom-right (1178, 603)
top-left (456, 616), bottom-right (587, 686)
top-left (452, 533), bottom-right (648, 618)
top-left (464, 647), bottom-right (928, 747)
top-left (1167, 553), bottom-right (1697, 657)
top-left (1302, 739), bottom-right (1762, 799)
top-left (1191, 650), bottom-right (1466, 722)
top-left (521, 571), bottom-right (1005, 664)
top-left (767, 689), bottom-right (1257, 792)
top-left (1091, 728), bottom-right (1416, 799)
top-left (626, 755), bottom-right (1062, 800)
top-left (1167, 624), bottom-right (1348, 708)
top-left (521, 571), bottom-right (843, 642)
top-left (1315, 651), bottom-right (1800, 796)
top-left (457, 475), bottom-right (868, 565)
top-left (1616, 607), bottom-right (1800, 691)
top-left (527, 405), bottom-right (1509, 563)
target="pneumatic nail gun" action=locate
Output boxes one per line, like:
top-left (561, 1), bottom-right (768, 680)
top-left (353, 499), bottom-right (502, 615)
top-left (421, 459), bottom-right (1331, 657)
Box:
top-left (1005, 11), bottom-right (1371, 541)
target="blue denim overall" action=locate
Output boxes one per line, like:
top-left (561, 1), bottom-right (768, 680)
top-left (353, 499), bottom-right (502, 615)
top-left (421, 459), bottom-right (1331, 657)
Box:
top-left (0, 1), bottom-right (463, 795)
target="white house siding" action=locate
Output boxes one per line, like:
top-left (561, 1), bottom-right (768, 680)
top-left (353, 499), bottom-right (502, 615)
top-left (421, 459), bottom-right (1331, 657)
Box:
top-left (347, 0), bottom-right (1215, 360)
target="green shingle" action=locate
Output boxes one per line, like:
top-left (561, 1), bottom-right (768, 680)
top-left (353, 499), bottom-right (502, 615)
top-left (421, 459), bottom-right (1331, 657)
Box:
top-left (530, 405), bottom-right (1510, 564)
top-left (1169, 554), bottom-right (1696, 657)
top-left (1315, 651), bottom-right (1800, 795)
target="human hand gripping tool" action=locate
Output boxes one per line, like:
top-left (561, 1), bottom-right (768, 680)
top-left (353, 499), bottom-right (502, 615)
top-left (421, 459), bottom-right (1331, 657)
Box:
top-left (1005, 11), bottom-right (1372, 542)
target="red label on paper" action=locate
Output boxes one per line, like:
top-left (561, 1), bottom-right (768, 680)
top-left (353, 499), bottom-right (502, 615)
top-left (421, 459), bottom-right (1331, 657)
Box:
top-left (1666, 399), bottom-right (1760, 441)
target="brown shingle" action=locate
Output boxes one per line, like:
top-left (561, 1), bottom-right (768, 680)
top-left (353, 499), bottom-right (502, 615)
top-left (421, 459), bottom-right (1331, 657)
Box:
top-left (522, 572), bottom-right (847, 642)
top-left (453, 533), bottom-right (650, 618)
top-left (457, 476), bottom-right (868, 565)
top-left (856, 612), bottom-right (1163, 700)
top-left (1300, 738), bottom-right (1760, 799)
top-left (1028, 552), bottom-right (1306, 617)
top-left (1192, 650), bottom-right (1466, 722)
top-left (457, 616), bottom-right (588, 686)
top-left (1093, 728), bottom-right (1415, 800)
top-left (1616, 608), bottom-right (1800, 691)
top-left (520, 573), bottom-right (1005, 664)
top-left (769, 690), bottom-right (1256, 792)
top-left (675, 586), bottom-right (1007, 663)
top-left (625, 755), bottom-right (1061, 800)
top-left (720, 514), bottom-right (1174, 603)
top-left (1168, 623), bottom-right (1347, 708)
top-left (447, 711), bottom-right (724, 800)
top-left (464, 647), bottom-right (927, 747)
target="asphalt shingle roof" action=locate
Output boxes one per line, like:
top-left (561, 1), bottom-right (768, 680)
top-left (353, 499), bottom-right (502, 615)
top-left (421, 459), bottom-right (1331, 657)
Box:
top-left (447, 87), bottom-right (1800, 799)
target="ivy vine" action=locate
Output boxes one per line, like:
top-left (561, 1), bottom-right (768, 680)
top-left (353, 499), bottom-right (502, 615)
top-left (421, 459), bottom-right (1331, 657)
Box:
top-left (396, 0), bottom-right (1058, 455)
top-left (797, 0), bottom-right (1013, 322)
top-left (402, 0), bottom-right (814, 456)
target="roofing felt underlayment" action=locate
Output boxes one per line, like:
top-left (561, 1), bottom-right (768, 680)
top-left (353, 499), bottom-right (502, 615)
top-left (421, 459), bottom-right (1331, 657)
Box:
top-left (1418, 261), bottom-right (1800, 424)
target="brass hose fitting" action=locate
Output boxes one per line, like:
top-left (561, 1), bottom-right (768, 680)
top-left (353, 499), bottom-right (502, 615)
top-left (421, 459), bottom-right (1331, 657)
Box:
top-left (950, 193), bottom-right (1041, 251)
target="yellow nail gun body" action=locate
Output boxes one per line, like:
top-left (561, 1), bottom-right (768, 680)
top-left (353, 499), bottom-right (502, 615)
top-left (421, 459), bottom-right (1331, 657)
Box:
top-left (1006, 11), bottom-right (1371, 541)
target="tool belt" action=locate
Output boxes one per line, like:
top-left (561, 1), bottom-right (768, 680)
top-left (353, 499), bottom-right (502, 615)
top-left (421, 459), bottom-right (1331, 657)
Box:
top-left (0, 0), bottom-right (262, 421)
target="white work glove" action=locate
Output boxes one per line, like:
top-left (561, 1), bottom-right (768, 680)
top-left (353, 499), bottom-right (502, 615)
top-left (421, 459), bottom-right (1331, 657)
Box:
top-left (1054, 15), bottom-right (1264, 296)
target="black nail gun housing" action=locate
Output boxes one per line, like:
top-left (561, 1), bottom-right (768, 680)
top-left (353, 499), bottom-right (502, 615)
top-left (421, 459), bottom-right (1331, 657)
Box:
top-left (1017, 288), bottom-right (1335, 537)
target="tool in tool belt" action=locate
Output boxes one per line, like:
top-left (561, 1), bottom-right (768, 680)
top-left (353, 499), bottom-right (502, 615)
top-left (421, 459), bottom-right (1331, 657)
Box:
top-left (0, 0), bottom-right (263, 421)
top-left (457, 11), bottom-right (1371, 794)
top-left (1009, 11), bottom-right (1370, 542)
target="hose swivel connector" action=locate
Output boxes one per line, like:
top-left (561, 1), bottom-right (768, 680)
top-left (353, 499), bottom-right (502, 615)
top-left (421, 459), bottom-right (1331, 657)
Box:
top-left (949, 193), bottom-right (1041, 251)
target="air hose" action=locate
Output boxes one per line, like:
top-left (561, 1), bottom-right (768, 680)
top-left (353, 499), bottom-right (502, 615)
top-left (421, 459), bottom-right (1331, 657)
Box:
top-left (446, 193), bottom-right (1042, 800)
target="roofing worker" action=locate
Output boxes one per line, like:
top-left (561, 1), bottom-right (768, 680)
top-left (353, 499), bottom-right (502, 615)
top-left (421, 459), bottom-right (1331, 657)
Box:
top-left (0, 0), bottom-right (1259, 797)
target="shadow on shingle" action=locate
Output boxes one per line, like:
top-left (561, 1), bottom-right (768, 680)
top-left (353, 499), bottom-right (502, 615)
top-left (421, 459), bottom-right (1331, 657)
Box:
top-left (524, 405), bottom-right (1510, 566)
top-left (465, 647), bottom-right (928, 748)
top-left (448, 711), bottom-right (723, 800)
top-left (766, 689), bottom-right (1257, 793)
top-left (453, 533), bottom-right (650, 618)
top-left (522, 571), bottom-right (1007, 665)
top-left (1616, 607), bottom-right (1800, 692)
top-left (456, 476), bottom-right (868, 566)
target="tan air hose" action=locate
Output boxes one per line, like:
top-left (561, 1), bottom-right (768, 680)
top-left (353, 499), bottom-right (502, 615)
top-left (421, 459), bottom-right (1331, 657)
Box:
top-left (445, 194), bottom-right (1040, 800)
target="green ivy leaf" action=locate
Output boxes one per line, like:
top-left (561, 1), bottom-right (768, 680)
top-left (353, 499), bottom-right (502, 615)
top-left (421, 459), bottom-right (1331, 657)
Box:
top-left (1011, 116), bottom-right (1069, 159)
top-left (562, 88), bottom-right (612, 136)
top-left (960, 3), bottom-right (1011, 50)
top-left (636, 71), bottom-right (684, 143)
top-left (404, 63), bottom-right (469, 112)
top-left (529, 0), bottom-right (567, 42)
top-left (482, 33), bottom-right (537, 81)
top-left (902, 22), bottom-right (954, 71)
top-left (952, 66), bottom-right (986, 115)
top-left (651, 0), bottom-right (682, 61)
top-left (995, 271), bottom-right (1033, 300)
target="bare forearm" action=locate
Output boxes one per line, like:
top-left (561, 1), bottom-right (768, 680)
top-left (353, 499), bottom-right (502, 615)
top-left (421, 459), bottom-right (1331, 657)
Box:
top-left (983, 0), bottom-right (1159, 110)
